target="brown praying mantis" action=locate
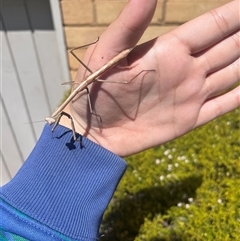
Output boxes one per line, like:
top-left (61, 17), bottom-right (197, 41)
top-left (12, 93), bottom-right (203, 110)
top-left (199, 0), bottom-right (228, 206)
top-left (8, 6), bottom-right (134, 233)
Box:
top-left (45, 39), bottom-right (153, 141)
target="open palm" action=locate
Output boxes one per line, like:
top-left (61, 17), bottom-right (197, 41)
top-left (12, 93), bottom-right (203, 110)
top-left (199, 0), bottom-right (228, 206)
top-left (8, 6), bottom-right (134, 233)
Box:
top-left (62, 0), bottom-right (240, 157)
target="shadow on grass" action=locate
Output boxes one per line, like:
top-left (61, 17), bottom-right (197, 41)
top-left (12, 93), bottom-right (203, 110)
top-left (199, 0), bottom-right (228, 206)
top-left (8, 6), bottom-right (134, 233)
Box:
top-left (100, 175), bottom-right (202, 241)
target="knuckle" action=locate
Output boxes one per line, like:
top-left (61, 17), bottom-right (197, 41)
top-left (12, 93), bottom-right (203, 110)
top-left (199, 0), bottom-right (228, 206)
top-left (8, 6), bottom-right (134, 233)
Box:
top-left (209, 9), bottom-right (230, 37)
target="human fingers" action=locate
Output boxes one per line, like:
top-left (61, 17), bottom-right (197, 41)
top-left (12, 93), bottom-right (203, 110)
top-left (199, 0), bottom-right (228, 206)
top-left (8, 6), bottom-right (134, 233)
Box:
top-left (172, 0), bottom-right (240, 54)
top-left (196, 85), bottom-right (240, 127)
top-left (74, 0), bottom-right (157, 83)
top-left (93, 0), bottom-right (157, 59)
top-left (203, 58), bottom-right (240, 98)
top-left (196, 30), bottom-right (240, 74)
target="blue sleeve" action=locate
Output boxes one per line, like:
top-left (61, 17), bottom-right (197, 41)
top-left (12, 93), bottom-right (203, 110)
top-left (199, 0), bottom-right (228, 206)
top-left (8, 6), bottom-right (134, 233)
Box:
top-left (0, 124), bottom-right (127, 241)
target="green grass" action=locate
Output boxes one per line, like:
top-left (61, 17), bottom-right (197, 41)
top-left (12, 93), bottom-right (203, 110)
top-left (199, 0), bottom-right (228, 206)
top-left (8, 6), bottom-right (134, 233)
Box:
top-left (100, 108), bottom-right (240, 241)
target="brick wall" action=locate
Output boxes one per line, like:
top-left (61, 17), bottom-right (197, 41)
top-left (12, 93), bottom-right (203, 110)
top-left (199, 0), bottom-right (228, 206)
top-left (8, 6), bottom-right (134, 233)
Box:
top-left (60, 0), bottom-right (231, 80)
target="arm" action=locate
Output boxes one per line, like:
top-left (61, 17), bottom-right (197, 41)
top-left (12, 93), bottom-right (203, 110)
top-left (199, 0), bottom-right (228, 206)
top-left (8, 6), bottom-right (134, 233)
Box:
top-left (0, 124), bottom-right (126, 240)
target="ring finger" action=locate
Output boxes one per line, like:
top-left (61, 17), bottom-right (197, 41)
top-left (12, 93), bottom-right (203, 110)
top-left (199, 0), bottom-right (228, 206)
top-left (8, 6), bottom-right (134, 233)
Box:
top-left (203, 57), bottom-right (240, 98)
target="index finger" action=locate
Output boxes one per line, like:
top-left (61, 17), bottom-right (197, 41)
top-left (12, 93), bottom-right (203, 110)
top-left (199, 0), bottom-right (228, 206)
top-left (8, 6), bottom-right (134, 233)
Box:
top-left (92, 0), bottom-right (157, 60)
top-left (172, 0), bottom-right (240, 54)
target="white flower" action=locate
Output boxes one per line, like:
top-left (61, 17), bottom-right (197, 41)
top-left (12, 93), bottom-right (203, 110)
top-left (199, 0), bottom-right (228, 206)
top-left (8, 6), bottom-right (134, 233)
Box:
top-left (164, 149), bottom-right (171, 156)
top-left (177, 155), bottom-right (187, 161)
top-left (177, 202), bottom-right (182, 207)
top-left (155, 159), bottom-right (160, 165)
top-left (159, 175), bottom-right (164, 181)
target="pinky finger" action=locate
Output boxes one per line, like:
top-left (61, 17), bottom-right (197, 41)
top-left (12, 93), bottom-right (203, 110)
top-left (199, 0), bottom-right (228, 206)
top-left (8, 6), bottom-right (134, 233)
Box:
top-left (196, 85), bottom-right (240, 127)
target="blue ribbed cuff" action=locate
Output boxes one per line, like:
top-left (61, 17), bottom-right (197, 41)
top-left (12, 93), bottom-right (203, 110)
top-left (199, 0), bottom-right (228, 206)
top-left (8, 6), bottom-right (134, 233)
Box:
top-left (1, 124), bottom-right (127, 240)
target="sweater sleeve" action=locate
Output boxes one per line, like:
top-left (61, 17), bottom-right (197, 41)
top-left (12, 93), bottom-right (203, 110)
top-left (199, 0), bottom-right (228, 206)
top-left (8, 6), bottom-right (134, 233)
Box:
top-left (0, 124), bottom-right (127, 241)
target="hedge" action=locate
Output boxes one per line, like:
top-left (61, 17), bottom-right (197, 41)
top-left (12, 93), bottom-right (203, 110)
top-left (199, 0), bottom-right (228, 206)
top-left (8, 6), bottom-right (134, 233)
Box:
top-left (100, 108), bottom-right (240, 241)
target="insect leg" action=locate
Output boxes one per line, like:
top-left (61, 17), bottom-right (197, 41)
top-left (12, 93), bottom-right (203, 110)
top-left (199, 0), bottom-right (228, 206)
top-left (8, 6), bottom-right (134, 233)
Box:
top-left (70, 37), bottom-right (100, 74)
top-left (96, 69), bottom-right (155, 84)
top-left (51, 112), bottom-right (77, 141)
top-left (86, 87), bottom-right (102, 124)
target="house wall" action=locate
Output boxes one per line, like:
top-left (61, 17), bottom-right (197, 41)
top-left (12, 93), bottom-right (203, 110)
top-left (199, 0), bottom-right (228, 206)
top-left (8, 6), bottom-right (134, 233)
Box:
top-left (1, 0), bottom-right (69, 185)
top-left (60, 0), bottom-right (231, 80)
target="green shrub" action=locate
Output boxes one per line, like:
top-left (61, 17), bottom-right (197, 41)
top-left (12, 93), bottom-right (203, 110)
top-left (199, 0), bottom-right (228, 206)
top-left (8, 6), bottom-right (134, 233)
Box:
top-left (100, 108), bottom-right (240, 241)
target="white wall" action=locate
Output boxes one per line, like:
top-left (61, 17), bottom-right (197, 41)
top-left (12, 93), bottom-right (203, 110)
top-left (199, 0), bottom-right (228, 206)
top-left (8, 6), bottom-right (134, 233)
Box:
top-left (1, 0), bottom-right (70, 185)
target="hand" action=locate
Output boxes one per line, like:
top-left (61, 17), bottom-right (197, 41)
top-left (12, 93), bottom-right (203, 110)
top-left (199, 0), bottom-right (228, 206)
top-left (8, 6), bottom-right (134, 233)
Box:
top-left (61, 0), bottom-right (240, 157)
